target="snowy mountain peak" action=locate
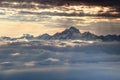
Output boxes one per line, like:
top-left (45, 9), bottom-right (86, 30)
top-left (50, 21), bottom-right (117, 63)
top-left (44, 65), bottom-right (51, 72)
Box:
top-left (51, 27), bottom-right (81, 39)
top-left (0, 26), bottom-right (120, 41)
top-left (64, 26), bottom-right (81, 34)
top-left (69, 26), bottom-right (80, 32)
top-left (37, 33), bottom-right (51, 40)
top-left (81, 32), bottom-right (98, 40)
top-left (82, 32), bottom-right (94, 36)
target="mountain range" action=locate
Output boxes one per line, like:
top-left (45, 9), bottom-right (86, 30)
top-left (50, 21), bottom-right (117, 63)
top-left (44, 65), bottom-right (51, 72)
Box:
top-left (0, 26), bottom-right (120, 41)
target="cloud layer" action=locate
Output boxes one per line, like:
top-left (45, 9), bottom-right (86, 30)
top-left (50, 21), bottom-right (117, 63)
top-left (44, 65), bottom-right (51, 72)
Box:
top-left (0, 40), bottom-right (120, 80)
top-left (0, 40), bottom-right (120, 71)
top-left (0, 0), bottom-right (120, 36)
top-left (0, 0), bottom-right (120, 6)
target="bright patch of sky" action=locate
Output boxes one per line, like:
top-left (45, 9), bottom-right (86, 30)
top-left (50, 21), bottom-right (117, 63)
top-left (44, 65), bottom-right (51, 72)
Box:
top-left (0, 2), bottom-right (120, 37)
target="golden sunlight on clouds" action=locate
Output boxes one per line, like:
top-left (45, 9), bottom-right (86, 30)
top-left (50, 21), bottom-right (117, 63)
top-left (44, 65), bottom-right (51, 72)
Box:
top-left (1, 1), bottom-right (40, 7)
top-left (0, 1), bottom-right (120, 36)
top-left (55, 5), bottom-right (113, 15)
top-left (1, 2), bottom-right (117, 16)
top-left (0, 20), bottom-right (65, 37)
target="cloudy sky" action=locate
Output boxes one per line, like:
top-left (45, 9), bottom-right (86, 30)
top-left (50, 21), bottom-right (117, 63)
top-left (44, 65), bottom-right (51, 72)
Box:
top-left (0, 0), bottom-right (120, 37)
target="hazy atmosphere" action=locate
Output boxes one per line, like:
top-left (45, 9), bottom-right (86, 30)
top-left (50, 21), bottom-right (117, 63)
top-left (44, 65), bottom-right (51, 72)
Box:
top-left (0, 0), bottom-right (120, 37)
top-left (0, 0), bottom-right (120, 80)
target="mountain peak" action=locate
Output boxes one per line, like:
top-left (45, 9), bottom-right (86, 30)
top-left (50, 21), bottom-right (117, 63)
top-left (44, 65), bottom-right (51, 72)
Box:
top-left (37, 33), bottom-right (51, 40)
top-left (0, 26), bottom-right (120, 41)
top-left (69, 26), bottom-right (78, 30)
top-left (51, 26), bottom-right (81, 39)
top-left (61, 26), bottom-right (80, 34)
top-left (68, 26), bottom-right (80, 33)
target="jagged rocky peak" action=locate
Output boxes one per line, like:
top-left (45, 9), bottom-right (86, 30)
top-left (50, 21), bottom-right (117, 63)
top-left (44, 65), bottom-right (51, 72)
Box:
top-left (37, 33), bottom-right (51, 40)
top-left (51, 26), bottom-right (81, 39)
top-left (0, 26), bottom-right (120, 41)
top-left (65, 26), bottom-right (81, 34)
top-left (61, 26), bottom-right (81, 35)
top-left (81, 32), bottom-right (98, 40)
top-left (82, 32), bottom-right (94, 35)
top-left (69, 26), bottom-right (80, 32)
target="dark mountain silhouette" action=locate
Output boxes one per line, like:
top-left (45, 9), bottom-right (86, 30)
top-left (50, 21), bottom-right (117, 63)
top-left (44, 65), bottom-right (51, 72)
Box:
top-left (36, 33), bottom-right (51, 40)
top-left (51, 27), bottom-right (81, 39)
top-left (23, 27), bottom-right (120, 41)
top-left (81, 32), bottom-right (98, 40)
top-left (0, 26), bottom-right (120, 41)
top-left (98, 35), bottom-right (120, 41)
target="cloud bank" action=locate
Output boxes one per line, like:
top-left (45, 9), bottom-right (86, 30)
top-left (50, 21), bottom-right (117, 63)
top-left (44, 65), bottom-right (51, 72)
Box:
top-left (0, 40), bottom-right (120, 71)
top-left (0, 40), bottom-right (120, 80)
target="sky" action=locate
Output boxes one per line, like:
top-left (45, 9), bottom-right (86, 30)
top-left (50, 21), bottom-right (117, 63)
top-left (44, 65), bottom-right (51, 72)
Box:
top-left (0, 0), bottom-right (120, 37)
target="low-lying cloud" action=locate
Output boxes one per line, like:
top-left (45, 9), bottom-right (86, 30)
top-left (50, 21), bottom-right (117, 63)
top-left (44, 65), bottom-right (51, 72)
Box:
top-left (0, 40), bottom-right (120, 71)
top-left (0, 40), bottom-right (120, 80)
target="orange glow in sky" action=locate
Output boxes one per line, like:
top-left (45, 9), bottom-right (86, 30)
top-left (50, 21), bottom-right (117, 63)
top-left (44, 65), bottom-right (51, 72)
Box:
top-left (0, 2), bottom-right (120, 37)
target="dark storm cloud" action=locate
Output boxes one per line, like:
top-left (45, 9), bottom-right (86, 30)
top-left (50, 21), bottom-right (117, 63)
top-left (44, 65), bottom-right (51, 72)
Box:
top-left (0, 0), bottom-right (120, 6)
top-left (19, 11), bottom-right (120, 18)
top-left (1, 0), bottom-right (120, 15)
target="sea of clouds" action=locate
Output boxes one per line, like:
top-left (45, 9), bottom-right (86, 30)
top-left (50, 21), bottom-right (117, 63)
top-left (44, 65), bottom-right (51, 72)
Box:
top-left (0, 40), bottom-right (120, 80)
